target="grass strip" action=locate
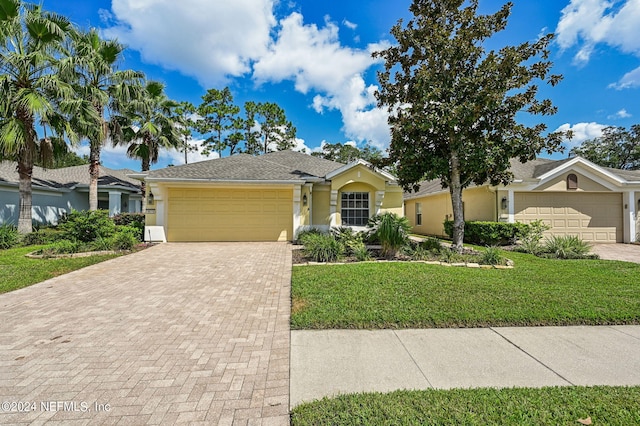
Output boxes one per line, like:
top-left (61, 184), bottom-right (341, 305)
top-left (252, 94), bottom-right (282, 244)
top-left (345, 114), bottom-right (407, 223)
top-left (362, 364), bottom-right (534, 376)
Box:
top-left (0, 246), bottom-right (119, 294)
top-left (291, 386), bottom-right (640, 425)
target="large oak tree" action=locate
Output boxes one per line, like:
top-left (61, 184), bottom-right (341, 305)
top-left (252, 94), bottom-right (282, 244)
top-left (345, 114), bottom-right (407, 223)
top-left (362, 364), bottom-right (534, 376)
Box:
top-left (374, 0), bottom-right (566, 250)
top-left (570, 125), bottom-right (640, 170)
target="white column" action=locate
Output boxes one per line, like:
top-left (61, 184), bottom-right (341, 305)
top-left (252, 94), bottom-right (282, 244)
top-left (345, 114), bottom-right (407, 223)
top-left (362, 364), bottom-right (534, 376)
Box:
top-left (508, 189), bottom-right (515, 224)
top-left (375, 191), bottom-right (385, 215)
top-left (108, 191), bottom-right (121, 217)
top-left (625, 191), bottom-right (636, 243)
top-left (329, 189), bottom-right (339, 227)
top-left (293, 186), bottom-right (302, 238)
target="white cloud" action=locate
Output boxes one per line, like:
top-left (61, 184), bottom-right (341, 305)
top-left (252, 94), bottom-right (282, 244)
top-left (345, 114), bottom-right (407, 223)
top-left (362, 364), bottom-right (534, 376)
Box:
top-left (607, 108), bottom-right (632, 119)
top-left (291, 138), bottom-right (313, 154)
top-left (555, 122), bottom-right (607, 146)
top-left (253, 13), bottom-right (391, 147)
top-left (104, 0), bottom-right (276, 86)
top-left (609, 65), bottom-right (640, 89)
top-left (556, 0), bottom-right (640, 65)
top-left (343, 19), bottom-right (357, 30)
top-left (160, 138), bottom-right (213, 166)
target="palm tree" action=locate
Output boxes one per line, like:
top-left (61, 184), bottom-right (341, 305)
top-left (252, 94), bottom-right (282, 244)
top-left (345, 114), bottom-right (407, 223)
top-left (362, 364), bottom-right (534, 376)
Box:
top-left (120, 80), bottom-right (180, 211)
top-left (61, 28), bottom-right (143, 210)
top-left (0, 1), bottom-right (75, 233)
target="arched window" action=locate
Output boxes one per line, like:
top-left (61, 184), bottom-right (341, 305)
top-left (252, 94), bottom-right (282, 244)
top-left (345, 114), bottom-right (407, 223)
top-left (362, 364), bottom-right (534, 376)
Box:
top-left (567, 173), bottom-right (578, 190)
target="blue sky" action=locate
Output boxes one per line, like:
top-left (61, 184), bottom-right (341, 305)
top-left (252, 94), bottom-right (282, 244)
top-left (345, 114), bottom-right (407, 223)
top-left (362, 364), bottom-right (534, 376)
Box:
top-left (42, 0), bottom-right (640, 171)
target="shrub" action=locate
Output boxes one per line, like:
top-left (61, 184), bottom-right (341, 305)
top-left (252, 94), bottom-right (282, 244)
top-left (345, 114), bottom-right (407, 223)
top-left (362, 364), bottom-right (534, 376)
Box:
top-left (90, 236), bottom-right (113, 251)
top-left (406, 243), bottom-right (432, 261)
top-left (543, 235), bottom-right (593, 259)
top-left (480, 246), bottom-right (504, 265)
top-left (368, 213), bottom-right (411, 258)
top-left (517, 219), bottom-right (551, 255)
top-left (439, 247), bottom-right (464, 263)
top-left (43, 239), bottom-right (82, 255)
top-left (113, 213), bottom-right (145, 237)
top-left (302, 233), bottom-right (345, 262)
top-left (0, 224), bottom-right (20, 249)
top-left (21, 228), bottom-right (65, 246)
top-left (110, 228), bottom-right (139, 251)
top-left (349, 240), bottom-right (371, 261)
top-left (297, 228), bottom-right (327, 245)
top-left (59, 210), bottom-right (116, 243)
top-left (420, 237), bottom-right (442, 253)
top-left (444, 220), bottom-right (529, 246)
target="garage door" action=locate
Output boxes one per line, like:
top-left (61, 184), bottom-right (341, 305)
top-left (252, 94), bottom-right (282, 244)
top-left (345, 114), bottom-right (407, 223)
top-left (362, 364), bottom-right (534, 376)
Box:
top-left (167, 187), bottom-right (293, 242)
top-left (514, 192), bottom-right (623, 243)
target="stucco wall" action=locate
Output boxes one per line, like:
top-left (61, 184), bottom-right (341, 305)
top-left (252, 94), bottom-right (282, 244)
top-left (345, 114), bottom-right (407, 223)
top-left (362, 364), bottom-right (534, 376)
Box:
top-left (406, 186), bottom-right (496, 237)
top-left (311, 186), bottom-right (331, 226)
top-left (0, 188), bottom-right (89, 226)
top-left (536, 171), bottom-right (611, 192)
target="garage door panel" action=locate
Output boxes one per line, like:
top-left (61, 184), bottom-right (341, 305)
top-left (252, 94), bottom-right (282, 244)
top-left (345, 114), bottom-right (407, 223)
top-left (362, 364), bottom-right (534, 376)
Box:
top-left (167, 188), bottom-right (293, 242)
top-left (514, 192), bottom-right (622, 243)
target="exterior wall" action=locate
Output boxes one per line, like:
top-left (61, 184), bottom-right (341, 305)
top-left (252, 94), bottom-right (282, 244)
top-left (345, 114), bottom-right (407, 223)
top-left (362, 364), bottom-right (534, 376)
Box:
top-left (536, 171), bottom-right (611, 192)
top-left (0, 187), bottom-right (88, 226)
top-left (311, 185), bottom-right (331, 226)
top-left (300, 185), bottom-right (311, 226)
top-left (380, 186), bottom-right (404, 216)
top-left (330, 164), bottom-right (386, 192)
top-left (406, 186), bottom-right (496, 237)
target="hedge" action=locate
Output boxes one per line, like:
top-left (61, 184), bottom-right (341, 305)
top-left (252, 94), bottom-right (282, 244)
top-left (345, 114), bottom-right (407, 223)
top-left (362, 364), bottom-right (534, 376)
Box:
top-left (444, 220), bottom-right (529, 246)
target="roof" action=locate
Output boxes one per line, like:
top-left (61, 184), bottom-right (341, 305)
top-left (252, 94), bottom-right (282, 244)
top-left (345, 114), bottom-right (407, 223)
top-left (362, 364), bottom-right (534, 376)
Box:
top-left (404, 156), bottom-right (640, 199)
top-left (0, 161), bottom-right (141, 193)
top-left (146, 150), bottom-right (346, 182)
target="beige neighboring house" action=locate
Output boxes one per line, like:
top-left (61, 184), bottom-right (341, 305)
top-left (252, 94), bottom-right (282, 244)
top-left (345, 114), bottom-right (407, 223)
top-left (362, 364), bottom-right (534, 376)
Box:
top-left (404, 156), bottom-right (640, 244)
top-left (135, 150), bottom-right (403, 242)
top-left (0, 161), bottom-right (143, 226)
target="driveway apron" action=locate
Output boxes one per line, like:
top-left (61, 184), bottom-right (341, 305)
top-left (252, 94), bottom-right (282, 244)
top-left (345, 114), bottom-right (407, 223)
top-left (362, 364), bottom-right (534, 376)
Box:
top-left (0, 242), bottom-right (291, 425)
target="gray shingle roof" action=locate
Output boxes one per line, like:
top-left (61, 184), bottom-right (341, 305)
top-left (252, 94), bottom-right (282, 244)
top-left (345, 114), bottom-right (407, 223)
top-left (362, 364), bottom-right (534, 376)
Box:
top-left (404, 157), bottom-right (640, 198)
top-left (0, 161), bottom-right (141, 192)
top-left (147, 150), bottom-right (345, 181)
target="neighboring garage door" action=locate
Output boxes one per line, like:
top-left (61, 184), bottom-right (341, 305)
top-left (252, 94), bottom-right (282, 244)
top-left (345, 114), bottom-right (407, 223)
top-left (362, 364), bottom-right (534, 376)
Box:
top-left (167, 187), bottom-right (293, 242)
top-left (514, 192), bottom-right (623, 243)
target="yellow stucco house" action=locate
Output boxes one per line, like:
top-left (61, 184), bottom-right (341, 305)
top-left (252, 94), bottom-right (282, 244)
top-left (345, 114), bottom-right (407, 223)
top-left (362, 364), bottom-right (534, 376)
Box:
top-left (405, 156), bottom-right (640, 244)
top-left (137, 150), bottom-right (403, 242)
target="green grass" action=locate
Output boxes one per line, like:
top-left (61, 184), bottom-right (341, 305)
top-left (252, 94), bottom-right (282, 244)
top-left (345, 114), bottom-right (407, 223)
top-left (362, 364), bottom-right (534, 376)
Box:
top-left (0, 246), bottom-right (119, 294)
top-left (291, 386), bottom-right (640, 425)
top-left (291, 251), bottom-right (640, 329)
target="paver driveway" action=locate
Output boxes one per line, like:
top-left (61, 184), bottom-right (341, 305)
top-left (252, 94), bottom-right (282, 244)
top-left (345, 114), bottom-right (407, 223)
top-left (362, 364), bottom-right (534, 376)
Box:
top-left (591, 243), bottom-right (640, 264)
top-left (0, 243), bottom-right (291, 425)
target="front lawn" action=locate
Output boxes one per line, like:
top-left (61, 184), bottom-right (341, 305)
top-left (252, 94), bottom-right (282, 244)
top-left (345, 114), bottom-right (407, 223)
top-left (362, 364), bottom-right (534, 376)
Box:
top-left (291, 251), bottom-right (640, 329)
top-left (0, 245), bottom-right (119, 294)
top-left (291, 386), bottom-right (640, 425)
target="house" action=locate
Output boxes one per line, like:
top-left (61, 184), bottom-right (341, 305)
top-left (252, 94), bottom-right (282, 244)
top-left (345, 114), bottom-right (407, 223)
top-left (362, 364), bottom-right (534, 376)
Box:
top-left (136, 150), bottom-right (403, 242)
top-left (404, 156), bottom-right (640, 243)
top-left (0, 161), bottom-right (143, 226)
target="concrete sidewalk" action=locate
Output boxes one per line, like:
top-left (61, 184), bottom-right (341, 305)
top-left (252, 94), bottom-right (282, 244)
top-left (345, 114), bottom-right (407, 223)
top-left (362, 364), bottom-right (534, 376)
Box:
top-left (290, 325), bottom-right (640, 407)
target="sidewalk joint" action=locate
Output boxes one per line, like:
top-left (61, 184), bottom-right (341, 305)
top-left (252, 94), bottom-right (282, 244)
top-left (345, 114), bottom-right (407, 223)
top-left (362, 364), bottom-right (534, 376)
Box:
top-left (489, 327), bottom-right (575, 386)
top-left (392, 331), bottom-right (434, 389)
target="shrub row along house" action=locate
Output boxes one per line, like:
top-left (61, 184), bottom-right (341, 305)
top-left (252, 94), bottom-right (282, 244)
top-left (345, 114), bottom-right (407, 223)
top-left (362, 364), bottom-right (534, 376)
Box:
top-left (2, 151), bottom-right (639, 244)
top-left (0, 161), bottom-right (143, 225)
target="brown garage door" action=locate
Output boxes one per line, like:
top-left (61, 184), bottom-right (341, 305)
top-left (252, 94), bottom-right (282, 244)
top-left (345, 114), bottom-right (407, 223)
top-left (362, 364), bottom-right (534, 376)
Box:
top-left (514, 192), bottom-right (623, 243)
top-left (167, 187), bottom-right (293, 242)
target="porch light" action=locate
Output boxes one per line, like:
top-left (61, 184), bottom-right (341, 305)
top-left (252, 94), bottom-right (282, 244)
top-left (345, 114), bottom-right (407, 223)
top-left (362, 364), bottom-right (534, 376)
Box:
top-left (501, 196), bottom-right (508, 210)
top-left (302, 194), bottom-right (308, 206)
top-left (148, 191), bottom-right (155, 205)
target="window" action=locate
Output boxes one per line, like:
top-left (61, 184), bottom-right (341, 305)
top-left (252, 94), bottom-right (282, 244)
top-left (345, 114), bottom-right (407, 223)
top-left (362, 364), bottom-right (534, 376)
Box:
top-left (416, 203), bottom-right (422, 225)
top-left (341, 192), bottom-right (369, 226)
top-left (567, 173), bottom-right (578, 190)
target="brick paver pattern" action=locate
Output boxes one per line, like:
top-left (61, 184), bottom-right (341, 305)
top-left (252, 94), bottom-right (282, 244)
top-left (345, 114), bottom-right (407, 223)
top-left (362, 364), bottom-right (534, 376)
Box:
top-left (0, 242), bottom-right (291, 425)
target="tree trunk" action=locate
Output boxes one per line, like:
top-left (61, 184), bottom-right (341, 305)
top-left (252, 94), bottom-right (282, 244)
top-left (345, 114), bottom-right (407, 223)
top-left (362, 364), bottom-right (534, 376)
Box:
top-left (184, 136), bottom-right (188, 164)
top-left (140, 156), bottom-right (150, 213)
top-left (89, 142), bottom-right (100, 211)
top-left (449, 150), bottom-right (465, 252)
top-left (17, 157), bottom-right (33, 234)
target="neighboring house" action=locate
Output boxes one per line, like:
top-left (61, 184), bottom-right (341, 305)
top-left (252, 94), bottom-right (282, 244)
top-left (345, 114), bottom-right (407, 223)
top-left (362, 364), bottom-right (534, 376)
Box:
top-left (136, 150), bottom-right (403, 242)
top-left (0, 161), bottom-right (143, 226)
top-left (404, 156), bottom-right (640, 243)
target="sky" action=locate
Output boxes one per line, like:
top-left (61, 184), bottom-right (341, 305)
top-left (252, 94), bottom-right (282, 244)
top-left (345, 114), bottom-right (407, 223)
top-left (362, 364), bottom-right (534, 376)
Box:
top-left (42, 0), bottom-right (640, 172)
